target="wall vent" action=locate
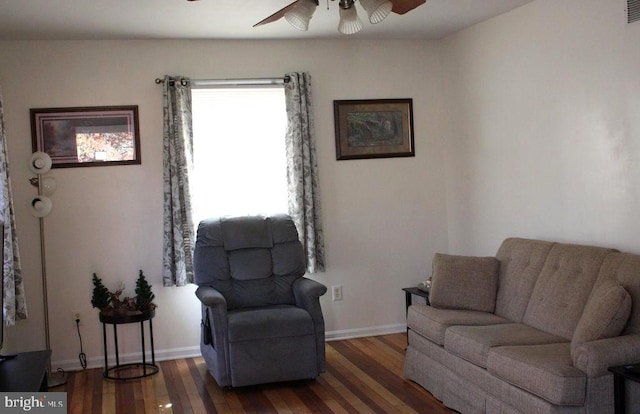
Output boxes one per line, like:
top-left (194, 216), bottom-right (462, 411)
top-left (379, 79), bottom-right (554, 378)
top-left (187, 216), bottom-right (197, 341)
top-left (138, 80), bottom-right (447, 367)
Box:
top-left (628, 0), bottom-right (640, 23)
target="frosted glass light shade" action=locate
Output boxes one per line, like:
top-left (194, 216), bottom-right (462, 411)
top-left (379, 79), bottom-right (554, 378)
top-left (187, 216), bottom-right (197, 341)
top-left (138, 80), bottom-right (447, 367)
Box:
top-left (338, 6), bottom-right (363, 34)
top-left (28, 151), bottom-right (52, 174)
top-left (30, 195), bottom-right (53, 218)
top-left (285, 0), bottom-right (318, 31)
top-left (40, 176), bottom-right (57, 196)
top-left (360, 0), bottom-right (393, 23)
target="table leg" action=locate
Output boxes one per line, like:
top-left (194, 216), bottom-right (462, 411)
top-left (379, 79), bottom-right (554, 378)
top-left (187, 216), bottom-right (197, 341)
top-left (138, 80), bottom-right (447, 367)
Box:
top-left (140, 321), bottom-right (146, 376)
top-left (149, 318), bottom-right (155, 364)
top-left (613, 373), bottom-right (625, 414)
top-left (102, 323), bottom-right (108, 373)
top-left (113, 324), bottom-right (119, 367)
top-left (405, 291), bottom-right (412, 316)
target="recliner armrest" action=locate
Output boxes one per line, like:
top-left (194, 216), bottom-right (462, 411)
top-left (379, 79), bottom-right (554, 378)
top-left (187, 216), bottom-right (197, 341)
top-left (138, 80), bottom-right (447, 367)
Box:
top-left (292, 277), bottom-right (327, 373)
top-left (196, 286), bottom-right (227, 308)
top-left (293, 277), bottom-right (327, 299)
top-left (292, 277), bottom-right (326, 322)
top-left (573, 333), bottom-right (640, 377)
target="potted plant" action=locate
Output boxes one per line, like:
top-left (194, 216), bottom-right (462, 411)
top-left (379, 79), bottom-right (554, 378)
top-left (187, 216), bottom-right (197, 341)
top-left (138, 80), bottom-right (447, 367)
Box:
top-left (135, 270), bottom-right (156, 313)
top-left (91, 270), bottom-right (157, 322)
top-left (91, 273), bottom-right (111, 311)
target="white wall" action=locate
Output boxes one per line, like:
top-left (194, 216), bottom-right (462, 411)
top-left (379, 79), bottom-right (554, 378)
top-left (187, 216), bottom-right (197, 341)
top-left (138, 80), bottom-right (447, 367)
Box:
top-left (442, 0), bottom-right (640, 255)
top-left (0, 39), bottom-right (449, 368)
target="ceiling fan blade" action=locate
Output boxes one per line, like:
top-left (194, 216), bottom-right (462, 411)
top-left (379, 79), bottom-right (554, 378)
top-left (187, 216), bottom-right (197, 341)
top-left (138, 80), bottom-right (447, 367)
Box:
top-left (253, 0), bottom-right (300, 27)
top-left (390, 0), bottom-right (426, 15)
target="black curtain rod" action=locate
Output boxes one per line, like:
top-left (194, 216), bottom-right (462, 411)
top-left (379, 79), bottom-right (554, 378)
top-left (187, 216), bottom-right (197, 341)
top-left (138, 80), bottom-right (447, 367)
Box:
top-left (154, 76), bottom-right (290, 87)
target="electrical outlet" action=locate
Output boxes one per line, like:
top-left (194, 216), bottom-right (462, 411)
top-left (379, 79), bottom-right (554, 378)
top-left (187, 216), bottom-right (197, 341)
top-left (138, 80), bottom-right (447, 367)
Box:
top-left (332, 285), bottom-right (343, 301)
top-left (72, 310), bottom-right (82, 327)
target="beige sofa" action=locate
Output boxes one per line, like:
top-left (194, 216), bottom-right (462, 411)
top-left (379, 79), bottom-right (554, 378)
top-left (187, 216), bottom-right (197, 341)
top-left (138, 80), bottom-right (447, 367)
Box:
top-left (404, 238), bottom-right (640, 413)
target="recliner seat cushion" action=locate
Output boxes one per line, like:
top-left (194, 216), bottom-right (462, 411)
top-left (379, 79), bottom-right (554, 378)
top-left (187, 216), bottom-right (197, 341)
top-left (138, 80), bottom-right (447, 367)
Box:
top-left (487, 342), bottom-right (586, 406)
top-left (445, 323), bottom-right (567, 368)
top-left (228, 305), bottom-right (314, 342)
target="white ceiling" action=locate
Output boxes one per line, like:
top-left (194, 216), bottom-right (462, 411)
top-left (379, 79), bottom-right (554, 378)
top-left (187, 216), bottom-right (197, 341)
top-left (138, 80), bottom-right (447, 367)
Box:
top-left (0, 0), bottom-right (535, 41)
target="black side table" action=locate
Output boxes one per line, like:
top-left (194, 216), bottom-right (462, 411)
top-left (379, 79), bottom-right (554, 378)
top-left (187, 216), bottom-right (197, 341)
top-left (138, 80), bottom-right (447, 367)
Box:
top-left (402, 286), bottom-right (430, 316)
top-left (609, 364), bottom-right (640, 413)
top-left (100, 310), bottom-right (158, 381)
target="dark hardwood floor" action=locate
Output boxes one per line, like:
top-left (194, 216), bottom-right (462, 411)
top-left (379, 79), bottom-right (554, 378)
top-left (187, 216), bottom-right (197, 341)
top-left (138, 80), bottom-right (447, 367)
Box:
top-left (60, 333), bottom-right (451, 413)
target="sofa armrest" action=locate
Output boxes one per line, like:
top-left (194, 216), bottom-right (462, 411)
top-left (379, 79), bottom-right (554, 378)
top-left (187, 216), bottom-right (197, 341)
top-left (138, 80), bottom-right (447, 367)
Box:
top-left (573, 334), bottom-right (640, 377)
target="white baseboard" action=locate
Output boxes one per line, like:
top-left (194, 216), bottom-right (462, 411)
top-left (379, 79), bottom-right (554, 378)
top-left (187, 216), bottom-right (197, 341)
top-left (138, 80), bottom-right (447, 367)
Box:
top-left (53, 323), bottom-right (407, 372)
top-left (325, 323), bottom-right (406, 341)
top-left (54, 345), bottom-right (202, 372)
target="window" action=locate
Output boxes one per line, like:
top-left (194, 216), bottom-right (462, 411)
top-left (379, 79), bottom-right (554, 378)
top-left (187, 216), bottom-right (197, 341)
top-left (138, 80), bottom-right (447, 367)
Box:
top-left (190, 86), bottom-right (288, 225)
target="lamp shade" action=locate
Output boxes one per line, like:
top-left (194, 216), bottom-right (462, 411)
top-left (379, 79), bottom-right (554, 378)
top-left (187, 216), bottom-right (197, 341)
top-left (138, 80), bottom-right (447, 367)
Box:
top-left (40, 176), bottom-right (57, 196)
top-left (338, 6), bottom-right (363, 34)
top-left (359, 0), bottom-right (393, 23)
top-left (28, 151), bottom-right (52, 175)
top-left (30, 195), bottom-right (53, 218)
top-left (285, 0), bottom-right (318, 31)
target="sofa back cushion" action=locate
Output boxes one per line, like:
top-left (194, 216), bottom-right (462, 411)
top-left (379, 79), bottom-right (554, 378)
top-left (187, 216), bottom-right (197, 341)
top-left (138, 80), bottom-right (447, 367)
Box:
top-left (494, 238), bottom-right (555, 322)
top-left (522, 243), bottom-right (615, 340)
top-left (429, 253), bottom-right (500, 313)
top-left (595, 252), bottom-right (640, 335)
top-left (571, 278), bottom-right (631, 354)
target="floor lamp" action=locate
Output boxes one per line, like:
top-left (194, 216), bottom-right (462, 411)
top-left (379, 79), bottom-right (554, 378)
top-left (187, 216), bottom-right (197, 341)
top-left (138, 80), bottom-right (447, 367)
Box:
top-left (28, 151), bottom-right (66, 388)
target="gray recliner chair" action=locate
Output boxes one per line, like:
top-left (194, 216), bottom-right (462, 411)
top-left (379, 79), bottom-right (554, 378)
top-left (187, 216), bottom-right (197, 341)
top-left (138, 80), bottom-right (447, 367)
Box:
top-left (194, 214), bottom-right (327, 387)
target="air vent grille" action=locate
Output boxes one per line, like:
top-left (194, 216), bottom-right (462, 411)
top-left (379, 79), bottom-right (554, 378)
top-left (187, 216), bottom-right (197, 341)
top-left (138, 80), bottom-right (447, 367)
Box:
top-left (628, 0), bottom-right (640, 23)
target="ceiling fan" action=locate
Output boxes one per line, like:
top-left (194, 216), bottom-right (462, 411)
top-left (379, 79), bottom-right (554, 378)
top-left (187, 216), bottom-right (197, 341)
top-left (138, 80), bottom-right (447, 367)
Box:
top-left (188, 0), bottom-right (426, 35)
top-left (255, 0), bottom-right (426, 34)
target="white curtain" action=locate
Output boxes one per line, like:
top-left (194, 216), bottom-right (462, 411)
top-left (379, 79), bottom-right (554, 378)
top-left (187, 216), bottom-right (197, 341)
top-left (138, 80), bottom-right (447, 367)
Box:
top-left (0, 86), bottom-right (26, 324)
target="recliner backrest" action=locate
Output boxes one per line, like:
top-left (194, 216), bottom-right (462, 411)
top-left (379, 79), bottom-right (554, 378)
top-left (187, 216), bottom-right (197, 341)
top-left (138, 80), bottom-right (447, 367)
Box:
top-left (194, 214), bottom-right (306, 310)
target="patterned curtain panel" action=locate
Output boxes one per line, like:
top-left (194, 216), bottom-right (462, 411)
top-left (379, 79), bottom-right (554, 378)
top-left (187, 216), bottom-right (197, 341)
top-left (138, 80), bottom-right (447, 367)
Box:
top-left (0, 87), bottom-right (27, 324)
top-left (284, 72), bottom-right (326, 273)
top-left (162, 76), bottom-right (195, 286)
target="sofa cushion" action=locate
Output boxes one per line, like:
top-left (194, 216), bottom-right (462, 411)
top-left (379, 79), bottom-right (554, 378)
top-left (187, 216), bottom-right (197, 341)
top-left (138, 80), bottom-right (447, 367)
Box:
top-left (494, 238), bottom-right (555, 322)
top-left (522, 243), bottom-right (615, 340)
top-left (429, 253), bottom-right (500, 313)
top-left (571, 279), bottom-right (631, 355)
top-left (407, 304), bottom-right (509, 346)
top-left (445, 323), bottom-right (567, 368)
top-left (596, 252), bottom-right (640, 335)
top-left (487, 342), bottom-right (586, 406)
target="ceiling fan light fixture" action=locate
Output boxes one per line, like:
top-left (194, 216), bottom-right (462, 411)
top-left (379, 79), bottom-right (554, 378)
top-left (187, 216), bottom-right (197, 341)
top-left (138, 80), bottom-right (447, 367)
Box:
top-left (284, 0), bottom-right (318, 31)
top-left (359, 0), bottom-right (393, 24)
top-left (338, 4), bottom-right (363, 34)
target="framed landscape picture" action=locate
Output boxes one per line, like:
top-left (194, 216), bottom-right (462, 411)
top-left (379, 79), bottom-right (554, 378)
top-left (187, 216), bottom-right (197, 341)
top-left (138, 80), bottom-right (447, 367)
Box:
top-left (334, 98), bottom-right (415, 160)
top-left (30, 106), bottom-right (141, 168)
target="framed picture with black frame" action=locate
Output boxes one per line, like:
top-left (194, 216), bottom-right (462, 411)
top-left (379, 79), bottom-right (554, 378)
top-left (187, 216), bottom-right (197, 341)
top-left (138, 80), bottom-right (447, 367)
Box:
top-left (334, 98), bottom-right (415, 160)
top-left (30, 105), bottom-right (141, 168)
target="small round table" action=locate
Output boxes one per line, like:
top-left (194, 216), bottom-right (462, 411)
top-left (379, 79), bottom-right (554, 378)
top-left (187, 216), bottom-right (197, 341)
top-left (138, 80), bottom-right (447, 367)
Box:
top-left (99, 310), bottom-right (158, 381)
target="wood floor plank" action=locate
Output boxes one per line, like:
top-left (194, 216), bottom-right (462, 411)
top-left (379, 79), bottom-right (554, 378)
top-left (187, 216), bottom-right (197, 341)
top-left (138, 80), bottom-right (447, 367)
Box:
top-left (327, 344), bottom-right (411, 413)
top-left (101, 374), bottom-right (116, 414)
top-left (62, 333), bottom-right (450, 413)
